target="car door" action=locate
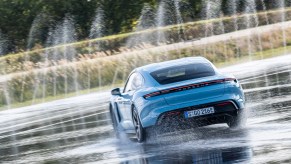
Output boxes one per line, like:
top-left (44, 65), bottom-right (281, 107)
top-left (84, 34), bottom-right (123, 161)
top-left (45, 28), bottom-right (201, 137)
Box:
top-left (117, 72), bottom-right (144, 122)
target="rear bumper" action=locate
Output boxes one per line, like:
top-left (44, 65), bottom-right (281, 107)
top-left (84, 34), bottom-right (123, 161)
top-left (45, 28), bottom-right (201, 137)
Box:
top-left (155, 100), bottom-right (238, 129)
top-left (141, 95), bottom-right (244, 128)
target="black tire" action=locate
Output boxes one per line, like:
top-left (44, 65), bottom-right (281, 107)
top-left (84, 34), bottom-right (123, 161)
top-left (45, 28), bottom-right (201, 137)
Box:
top-left (132, 108), bottom-right (146, 143)
top-left (227, 110), bottom-right (247, 129)
top-left (109, 105), bottom-right (120, 138)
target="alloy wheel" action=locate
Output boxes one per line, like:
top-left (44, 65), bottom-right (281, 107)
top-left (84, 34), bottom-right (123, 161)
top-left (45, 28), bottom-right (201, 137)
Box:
top-left (133, 109), bottom-right (143, 142)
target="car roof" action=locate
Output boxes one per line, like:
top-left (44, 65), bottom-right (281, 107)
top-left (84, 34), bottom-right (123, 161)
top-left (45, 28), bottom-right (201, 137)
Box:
top-left (136, 57), bottom-right (211, 73)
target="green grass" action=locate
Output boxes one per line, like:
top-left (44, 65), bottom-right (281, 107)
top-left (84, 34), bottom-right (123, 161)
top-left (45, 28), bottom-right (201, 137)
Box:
top-left (1, 45), bottom-right (290, 111)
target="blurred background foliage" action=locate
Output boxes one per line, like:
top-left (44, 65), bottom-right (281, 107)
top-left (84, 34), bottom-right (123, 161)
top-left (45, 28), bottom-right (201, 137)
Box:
top-left (0, 0), bottom-right (288, 54)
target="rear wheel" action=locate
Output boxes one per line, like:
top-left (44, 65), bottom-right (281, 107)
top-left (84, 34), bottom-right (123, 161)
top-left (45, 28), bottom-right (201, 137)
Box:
top-left (227, 110), bottom-right (246, 128)
top-left (132, 108), bottom-right (146, 142)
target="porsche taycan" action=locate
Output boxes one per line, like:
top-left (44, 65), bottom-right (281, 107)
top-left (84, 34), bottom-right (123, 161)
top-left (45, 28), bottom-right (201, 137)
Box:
top-left (109, 57), bottom-right (246, 142)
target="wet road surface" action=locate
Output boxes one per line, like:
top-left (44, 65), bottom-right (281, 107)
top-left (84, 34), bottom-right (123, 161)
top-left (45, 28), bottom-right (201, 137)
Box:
top-left (1, 55), bottom-right (291, 164)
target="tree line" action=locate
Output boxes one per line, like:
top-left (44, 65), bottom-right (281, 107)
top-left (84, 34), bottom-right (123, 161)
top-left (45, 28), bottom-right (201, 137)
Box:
top-left (0, 0), bottom-right (287, 55)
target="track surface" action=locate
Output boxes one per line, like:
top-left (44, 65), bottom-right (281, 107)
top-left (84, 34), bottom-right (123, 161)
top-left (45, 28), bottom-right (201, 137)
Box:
top-left (1, 55), bottom-right (291, 164)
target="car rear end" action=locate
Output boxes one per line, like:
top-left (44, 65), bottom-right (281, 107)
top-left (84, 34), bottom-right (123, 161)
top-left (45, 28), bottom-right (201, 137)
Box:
top-left (138, 58), bottom-right (245, 129)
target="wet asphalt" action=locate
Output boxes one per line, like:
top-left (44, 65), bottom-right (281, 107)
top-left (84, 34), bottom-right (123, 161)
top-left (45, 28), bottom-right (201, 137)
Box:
top-left (1, 55), bottom-right (291, 164)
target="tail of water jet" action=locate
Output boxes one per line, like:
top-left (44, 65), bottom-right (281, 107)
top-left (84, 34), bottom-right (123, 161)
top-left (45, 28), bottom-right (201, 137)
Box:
top-left (127, 4), bottom-right (155, 48)
top-left (260, 0), bottom-right (275, 55)
top-left (277, 0), bottom-right (287, 54)
top-left (89, 7), bottom-right (105, 55)
top-left (0, 33), bottom-right (11, 109)
top-left (244, 0), bottom-right (259, 61)
top-left (156, 1), bottom-right (166, 45)
top-left (227, 0), bottom-right (241, 60)
top-left (202, 0), bottom-right (222, 60)
top-left (174, 0), bottom-right (185, 41)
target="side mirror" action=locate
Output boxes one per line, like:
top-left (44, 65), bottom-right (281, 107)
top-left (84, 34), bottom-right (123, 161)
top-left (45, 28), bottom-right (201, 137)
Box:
top-left (111, 88), bottom-right (121, 96)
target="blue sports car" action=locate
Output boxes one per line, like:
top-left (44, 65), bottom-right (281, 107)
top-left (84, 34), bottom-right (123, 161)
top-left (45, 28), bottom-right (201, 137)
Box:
top-left (109, 57), bottom-right (246, 142)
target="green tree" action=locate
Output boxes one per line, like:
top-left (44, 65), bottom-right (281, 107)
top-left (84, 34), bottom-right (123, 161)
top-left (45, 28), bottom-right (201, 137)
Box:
top-left (0, 0), bottom-right (284, 55)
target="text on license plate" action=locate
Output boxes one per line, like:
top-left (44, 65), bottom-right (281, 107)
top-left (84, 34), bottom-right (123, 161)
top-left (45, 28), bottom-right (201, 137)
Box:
top-left (184, 107), bottom-right (215, 118)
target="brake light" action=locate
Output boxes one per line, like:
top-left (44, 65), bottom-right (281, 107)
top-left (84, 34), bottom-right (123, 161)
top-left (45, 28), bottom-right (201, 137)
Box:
top-left (215, 102), bottom-right (233, 106)
top-left (143, 78), bottom-right (236, 99)
top-left (143, 91), bottom-right (161, 99)
top-left (165, 111), bottom-right (181, 116)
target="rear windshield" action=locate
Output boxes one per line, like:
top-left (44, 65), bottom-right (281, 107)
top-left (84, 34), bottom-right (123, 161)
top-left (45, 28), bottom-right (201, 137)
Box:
top-left (150, 63), bottom-right (215, 85)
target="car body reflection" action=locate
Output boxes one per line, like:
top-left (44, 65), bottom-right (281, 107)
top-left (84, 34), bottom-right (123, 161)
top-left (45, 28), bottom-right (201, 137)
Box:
top-left (118, 127), bottom-right (253, 164)
top-left (121, 146), bottom-right (252, 164)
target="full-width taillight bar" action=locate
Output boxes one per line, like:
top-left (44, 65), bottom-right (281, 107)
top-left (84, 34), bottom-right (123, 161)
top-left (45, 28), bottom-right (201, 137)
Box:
top-left (143, 91), bottom-right (161, 99)
top-left (143, 78), bottom-right (237, 99)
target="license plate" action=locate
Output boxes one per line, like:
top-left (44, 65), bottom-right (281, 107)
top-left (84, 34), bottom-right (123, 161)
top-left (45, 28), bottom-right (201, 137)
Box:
top-left (184, 107), bottom-right (215, 118)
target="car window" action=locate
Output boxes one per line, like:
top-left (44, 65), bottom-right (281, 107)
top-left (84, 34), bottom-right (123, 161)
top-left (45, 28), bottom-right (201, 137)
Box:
top-left (132, 73), bottom-right (143, 89)
top-left (123, 73), bottom-right (144, 93)
top-left (150, 63), bottom-right (215, 85)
